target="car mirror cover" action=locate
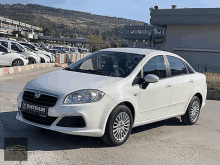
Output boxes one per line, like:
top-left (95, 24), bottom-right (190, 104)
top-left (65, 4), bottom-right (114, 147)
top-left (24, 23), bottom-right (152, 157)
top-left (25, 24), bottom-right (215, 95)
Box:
top-left (144, 74), bottom-right (159, 83)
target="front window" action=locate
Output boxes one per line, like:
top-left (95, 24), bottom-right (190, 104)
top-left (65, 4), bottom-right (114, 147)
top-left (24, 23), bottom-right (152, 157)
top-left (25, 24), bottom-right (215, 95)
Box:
top-left (11, 42), bottom-right (22, 52)
top-left (143, 55), bottom-right (167, 79)
top-left (64, 51), bottom-right (145, 78)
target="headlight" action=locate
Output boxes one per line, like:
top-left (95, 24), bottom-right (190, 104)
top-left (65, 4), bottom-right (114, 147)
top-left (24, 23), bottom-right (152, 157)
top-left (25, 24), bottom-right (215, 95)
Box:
top-left (64, 89), bottom-right (105, 104)
top-left (20, 55), bottom-right (28, 59)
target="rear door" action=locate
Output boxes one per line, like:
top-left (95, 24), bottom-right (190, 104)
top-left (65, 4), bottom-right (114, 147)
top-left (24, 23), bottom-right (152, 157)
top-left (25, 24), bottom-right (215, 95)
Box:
top-left (165, 55), bottom-right (195, 115)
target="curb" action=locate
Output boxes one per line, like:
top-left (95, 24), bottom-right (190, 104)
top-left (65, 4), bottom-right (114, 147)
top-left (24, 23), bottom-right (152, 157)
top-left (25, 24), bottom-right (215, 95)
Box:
top-left (207, 90), bottom-right (220, 101)
top-left (0, 63), bottom-right (68, 77)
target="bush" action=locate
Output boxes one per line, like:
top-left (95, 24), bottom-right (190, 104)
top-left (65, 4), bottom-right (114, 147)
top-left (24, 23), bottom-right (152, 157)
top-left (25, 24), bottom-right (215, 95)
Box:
top-left (203, 72), bottom-right (220, 91)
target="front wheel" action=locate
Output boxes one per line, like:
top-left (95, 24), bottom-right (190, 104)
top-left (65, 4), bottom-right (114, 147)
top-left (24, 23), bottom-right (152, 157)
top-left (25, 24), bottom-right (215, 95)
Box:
top-left (28, 57), bottom-right (36, 64)
top-left (181, 96), bottom-right (201, 125)
top-left (40, 57), bottom-right (45, 63)
top-left (101, 105), bottom-right (133, 146)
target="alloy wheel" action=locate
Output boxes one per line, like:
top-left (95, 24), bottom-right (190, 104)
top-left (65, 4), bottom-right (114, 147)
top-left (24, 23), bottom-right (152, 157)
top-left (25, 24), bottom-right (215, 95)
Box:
top-left (190, 101), bottom-right (200, 122)
top-left (113, 112), bottom-right (130, 141)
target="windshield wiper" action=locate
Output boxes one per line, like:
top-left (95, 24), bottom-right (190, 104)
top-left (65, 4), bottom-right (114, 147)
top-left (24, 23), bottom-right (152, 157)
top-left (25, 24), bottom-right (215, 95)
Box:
top-left (63, 67), bottom-right (72, 71)
top-left (72, 69), bottom-right (105, 75)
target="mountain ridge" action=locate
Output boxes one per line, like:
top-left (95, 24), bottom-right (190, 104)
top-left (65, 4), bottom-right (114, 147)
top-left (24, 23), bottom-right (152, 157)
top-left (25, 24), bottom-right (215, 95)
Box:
top-left (0, 3), bottom-right (145, 40)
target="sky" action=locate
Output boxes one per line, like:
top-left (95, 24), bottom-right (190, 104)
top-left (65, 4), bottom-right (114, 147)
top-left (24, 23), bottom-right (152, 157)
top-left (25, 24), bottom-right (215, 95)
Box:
top-left (1, 0), bottom-right (220, 23)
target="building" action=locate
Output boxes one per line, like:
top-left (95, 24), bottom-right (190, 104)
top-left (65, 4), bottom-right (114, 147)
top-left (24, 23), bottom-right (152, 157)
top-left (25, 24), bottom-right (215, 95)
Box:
top-left (122, 23), bottom-right (166, 50)
top-left (150, 6), bottom-right (220, 72)
top-left (0, 16), bottom-right (42, 39)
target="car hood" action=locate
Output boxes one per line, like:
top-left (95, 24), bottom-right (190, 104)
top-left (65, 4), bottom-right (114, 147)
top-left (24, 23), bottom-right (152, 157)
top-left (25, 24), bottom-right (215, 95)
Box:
top-left (38, 50), bottom-right (52, 56)
top-left (26, 69), bottom-right (122, 96)
top-left (25, 51), bottom-right (38, 57)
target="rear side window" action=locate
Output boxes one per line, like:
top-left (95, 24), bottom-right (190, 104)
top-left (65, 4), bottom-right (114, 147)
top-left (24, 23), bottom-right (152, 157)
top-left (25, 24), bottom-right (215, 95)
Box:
top-left (183, 61), bottom-right (195, 74)
top-left (143, 55), bottom-right (167, 79)
top-left (0, 41), bottom-right (8, 48)
top-left (167, 56), bottom-right (187, 76)
top-left (0, 45), bottom-right (7, 52)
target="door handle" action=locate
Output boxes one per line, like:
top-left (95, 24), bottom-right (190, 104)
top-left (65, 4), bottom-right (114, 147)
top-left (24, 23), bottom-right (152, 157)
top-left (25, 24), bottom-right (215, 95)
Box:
top-left (189, 79), bottom-right (194, 83)
top-left (166, 84), bottom-right (171, 88)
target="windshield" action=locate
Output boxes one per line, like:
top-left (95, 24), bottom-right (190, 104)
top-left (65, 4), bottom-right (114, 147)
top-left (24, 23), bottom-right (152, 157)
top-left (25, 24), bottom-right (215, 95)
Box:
top-left (23, 45), bottom-right (33, 52)
top-left (53, 47), bottom-right (62, 50)
top-left (64, 51), bottom-right (144, 78)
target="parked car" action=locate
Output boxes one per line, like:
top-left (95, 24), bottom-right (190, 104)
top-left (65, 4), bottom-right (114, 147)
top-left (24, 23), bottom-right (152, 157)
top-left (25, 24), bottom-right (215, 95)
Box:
top-left (16, 48), bottom-right (207, 146)
top-left (23, 45), bottom-right (50, 63)
top-left (0, 39), bottom-right (41, 64)
top-left (19, 42), bottom-right (55, 63)
top-left (49, 49), bottom-right (66, 54)
top-left (52, 45), bottom-right (78, 54)
top-left (0, 44), bottom-right (28, 66)
top-left (78, 48), bottom-right (90, 53)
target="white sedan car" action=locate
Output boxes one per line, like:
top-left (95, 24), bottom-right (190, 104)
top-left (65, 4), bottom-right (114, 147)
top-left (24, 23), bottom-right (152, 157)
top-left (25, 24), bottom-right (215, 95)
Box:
top-left (0, 44), bottom-right (28, 66)
top-left (16, 48), bottom-right (207, 146)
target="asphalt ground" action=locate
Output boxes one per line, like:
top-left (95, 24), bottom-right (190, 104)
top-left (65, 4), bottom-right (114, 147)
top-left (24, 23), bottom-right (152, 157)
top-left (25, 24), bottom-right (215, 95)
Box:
top-left (0, 67), bottom-right (219, 165)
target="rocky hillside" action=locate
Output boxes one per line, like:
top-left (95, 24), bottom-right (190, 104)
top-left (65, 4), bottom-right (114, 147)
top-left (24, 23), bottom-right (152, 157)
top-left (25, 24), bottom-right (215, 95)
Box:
top-left (0, 3), bottom-right (144, 40)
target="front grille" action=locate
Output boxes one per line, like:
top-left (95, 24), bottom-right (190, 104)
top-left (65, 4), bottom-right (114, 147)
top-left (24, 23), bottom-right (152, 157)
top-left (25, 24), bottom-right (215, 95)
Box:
top-left (21, 111), bottom-right (57, 126)
top-left (23, 91), bottom-right (58, 107)
top-left (57, 116), bottom-right (86, 128)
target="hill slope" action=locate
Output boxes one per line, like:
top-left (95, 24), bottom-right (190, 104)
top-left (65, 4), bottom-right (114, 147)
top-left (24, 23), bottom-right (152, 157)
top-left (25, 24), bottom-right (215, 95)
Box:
top-left (0, 3), bottom-right (144, 40)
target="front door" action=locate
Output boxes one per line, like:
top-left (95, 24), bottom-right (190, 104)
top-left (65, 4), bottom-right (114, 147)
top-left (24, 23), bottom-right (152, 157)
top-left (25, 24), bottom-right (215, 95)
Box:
top-left (138, 55), bottom-right (172, 122)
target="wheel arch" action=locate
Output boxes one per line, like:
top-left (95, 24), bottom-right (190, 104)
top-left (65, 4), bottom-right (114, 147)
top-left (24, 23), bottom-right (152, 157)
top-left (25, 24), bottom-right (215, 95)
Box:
top-left (28, 57), bottom-right (36, 63)
top-left (11, 58), bottom-right (24, 66)
top-left (103, 101), bottom-right (136, 131)
top-left (194, 93), bottom-right (203, 107)
top-left (118, 101), bottom-right (135, 122)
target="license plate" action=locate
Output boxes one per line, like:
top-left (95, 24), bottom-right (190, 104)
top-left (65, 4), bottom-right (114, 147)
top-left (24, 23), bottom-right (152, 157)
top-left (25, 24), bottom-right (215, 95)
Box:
top-left (21, 102), bottom-right (48, 117)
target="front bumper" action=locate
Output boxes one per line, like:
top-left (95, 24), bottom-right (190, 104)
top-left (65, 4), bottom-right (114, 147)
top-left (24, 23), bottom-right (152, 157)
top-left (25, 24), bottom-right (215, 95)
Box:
top-left (51, 56), bottom-right (55, 63)
top-left (23, 59), bottom-right (29, 66)
top-left (16, 92), bottom-right (117, 137)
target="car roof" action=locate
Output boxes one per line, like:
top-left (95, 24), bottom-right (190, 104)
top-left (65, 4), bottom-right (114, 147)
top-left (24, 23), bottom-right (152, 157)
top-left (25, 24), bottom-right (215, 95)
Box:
top-left (99, 48), bottom-right (167, 55)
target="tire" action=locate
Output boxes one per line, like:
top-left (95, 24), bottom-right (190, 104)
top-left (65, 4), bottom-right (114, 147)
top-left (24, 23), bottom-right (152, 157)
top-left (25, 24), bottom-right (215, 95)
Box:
top-left (181, 96), bottom-right (201, 125)
top-left (101, 105), bottom-right (133, 146)
top-left (40, 57), bottom-right (45, 63)
top-left (12, 59), bottom-right (24, 66)
top-left (28, 57), bottom-right (36, 64)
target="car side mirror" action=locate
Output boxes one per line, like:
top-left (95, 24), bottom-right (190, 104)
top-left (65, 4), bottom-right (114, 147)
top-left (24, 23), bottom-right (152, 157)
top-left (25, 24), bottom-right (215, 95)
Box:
top-left (22, 48), bottom-right (25, 52)
top-left (144, 74), bottom-right (159, 83)
top-left (7, 49), bottom-right (12, 53)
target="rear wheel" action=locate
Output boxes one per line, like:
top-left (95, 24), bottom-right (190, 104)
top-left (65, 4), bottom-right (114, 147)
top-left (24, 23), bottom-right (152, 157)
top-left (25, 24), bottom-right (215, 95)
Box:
top-left (181, 96), bottom-right (201, 125)
top-left (101, 105), bottom-right (133, 146)
top-left (12, 59), bottom-right (24, 66)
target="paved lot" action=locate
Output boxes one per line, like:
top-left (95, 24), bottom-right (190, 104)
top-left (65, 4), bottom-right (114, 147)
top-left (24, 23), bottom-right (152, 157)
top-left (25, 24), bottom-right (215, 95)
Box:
top-left (0, 67), bottom-right (220, 165)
